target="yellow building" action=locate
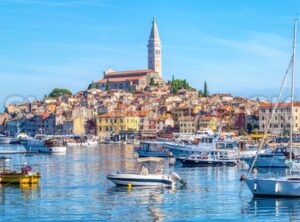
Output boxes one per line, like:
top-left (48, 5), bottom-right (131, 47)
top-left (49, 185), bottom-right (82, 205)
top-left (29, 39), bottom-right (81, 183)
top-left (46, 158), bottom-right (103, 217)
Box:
top-left (73, 117), bottom-right (86, 135)
top-left (197, 115), bottom-right (218, 132)
top-left (193, 105), bottom-right (202, 114)
top-left (96, 111), bottom-right (149, 139)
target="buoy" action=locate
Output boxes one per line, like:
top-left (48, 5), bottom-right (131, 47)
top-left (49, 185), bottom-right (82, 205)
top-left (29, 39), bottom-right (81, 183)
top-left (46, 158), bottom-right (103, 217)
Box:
top-left (128, 183), bottom-right (132, 189)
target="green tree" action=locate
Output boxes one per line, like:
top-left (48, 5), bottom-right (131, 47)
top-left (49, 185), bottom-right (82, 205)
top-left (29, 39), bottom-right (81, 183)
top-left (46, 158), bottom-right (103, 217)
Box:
top-left (105, 79), bottom-right (110, 91)
top-left (170, 75), bottom-right (175, 94)
top-left (238, 129), bottom-right (248, 136)
top-left (183, 79), bottom-right (187, 88)
top-left (203, 81), bottom-right (208, 97)
top-left (198, 90), bottom-right (203, 97)
top-left (246, 123), bottom-right (253, 133)
top-left (129, 84), bottom-right (133, 92)
top-left (150, 77), bottom-right (155, 86)
top-left (87, 83), bottom-right (93, 89)
top-left (48, 88), bottom-right (72, 98)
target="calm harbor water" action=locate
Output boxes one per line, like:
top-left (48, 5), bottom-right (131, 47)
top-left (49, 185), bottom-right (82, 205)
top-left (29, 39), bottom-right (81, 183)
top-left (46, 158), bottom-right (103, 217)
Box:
top-left (0, 144), bottom-right (299, 221)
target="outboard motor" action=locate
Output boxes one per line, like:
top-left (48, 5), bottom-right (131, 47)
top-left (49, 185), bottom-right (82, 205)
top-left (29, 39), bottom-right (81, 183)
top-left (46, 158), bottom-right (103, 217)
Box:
top-left (171, 172), bottom-right (187, 185)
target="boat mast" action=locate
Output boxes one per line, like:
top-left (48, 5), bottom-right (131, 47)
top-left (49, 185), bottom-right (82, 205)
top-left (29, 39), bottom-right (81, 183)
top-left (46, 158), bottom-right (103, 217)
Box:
top-left (290, 18), bottom-right (298, 162)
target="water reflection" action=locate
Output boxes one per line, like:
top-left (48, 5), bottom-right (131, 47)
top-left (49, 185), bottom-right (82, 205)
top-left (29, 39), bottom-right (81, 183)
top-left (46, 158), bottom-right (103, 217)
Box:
top-left (245, 197), bottom-right (300, 221)
top-left (0, 144), bottom-right (300, 221)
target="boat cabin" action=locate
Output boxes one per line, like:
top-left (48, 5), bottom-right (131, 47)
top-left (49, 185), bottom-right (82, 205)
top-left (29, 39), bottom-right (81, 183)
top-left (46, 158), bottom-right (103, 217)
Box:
top-left (0, 157), bottom-right (12, 173)
top-left (138, 142), bottom-right (165, 152)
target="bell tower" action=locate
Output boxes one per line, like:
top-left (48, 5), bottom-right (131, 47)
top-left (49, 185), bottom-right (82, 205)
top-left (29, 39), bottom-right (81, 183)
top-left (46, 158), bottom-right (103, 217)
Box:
top-left (147, 17), bottom-right (162, 77)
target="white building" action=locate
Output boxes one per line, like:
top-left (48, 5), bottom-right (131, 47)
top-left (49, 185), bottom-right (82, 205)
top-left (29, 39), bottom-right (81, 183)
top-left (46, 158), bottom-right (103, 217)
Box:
top-left (259, 102), bottom-right (300, 135)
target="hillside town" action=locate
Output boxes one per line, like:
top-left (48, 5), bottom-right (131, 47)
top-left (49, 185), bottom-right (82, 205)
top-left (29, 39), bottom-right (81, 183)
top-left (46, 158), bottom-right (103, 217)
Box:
top-left (0, 18), bottom-right (296, 142)
top-left (0, 84), bottom-right (262, 140)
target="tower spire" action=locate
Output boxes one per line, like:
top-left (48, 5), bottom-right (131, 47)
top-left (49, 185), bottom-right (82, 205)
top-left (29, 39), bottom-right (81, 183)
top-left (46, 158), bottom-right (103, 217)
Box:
top-left (147, 17), bottom-right (162, 77)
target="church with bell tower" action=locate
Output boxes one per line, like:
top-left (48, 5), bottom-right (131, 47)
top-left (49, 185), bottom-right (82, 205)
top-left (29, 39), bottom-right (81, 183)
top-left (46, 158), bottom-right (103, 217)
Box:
top-left (147, 17), bottom-right (162, 77)
top-left (92, 18), bottom-right (164, 92)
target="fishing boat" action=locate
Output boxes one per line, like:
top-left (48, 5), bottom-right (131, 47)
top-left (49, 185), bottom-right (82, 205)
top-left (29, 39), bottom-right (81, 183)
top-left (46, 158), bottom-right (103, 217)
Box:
top-left (243, 18), bottom-right (300, 197)
top-left (23, 136), bottom-right (66, 153)
top-left (178, 148), bottom-right (239, 166)
top-left (0, 156), bottom-right (41, 184)
top-left (134, 141), bottom-right (171, 158)
top-left (107, 157), bottom-right (186, 187)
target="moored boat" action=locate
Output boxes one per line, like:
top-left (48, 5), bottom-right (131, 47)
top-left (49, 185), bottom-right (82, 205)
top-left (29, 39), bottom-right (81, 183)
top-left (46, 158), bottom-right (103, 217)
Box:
top-left (243, 18), bottom-right (300, 197)
top-left (0, 156), bottom-right (41, 184)
top-left (242, 147), bottom-right (299, 168)
top-left (24, 137), bottom-right (66, 153)
top-left (134, 141), bottom-right (171, 158)
top-left (165, 136), bottom-right (238, 159)
top-left (107, 157), bottom-right (186, 187)
top-left (178, 148), bottom-right (239, 166)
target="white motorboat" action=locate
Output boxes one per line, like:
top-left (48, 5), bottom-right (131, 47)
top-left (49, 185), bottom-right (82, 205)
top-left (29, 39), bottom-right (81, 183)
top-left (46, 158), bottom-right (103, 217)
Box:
top-left (242, 147), bottom-right (299, 168)
top-left (178, 148), bottom-right (239, 166)
top-left (243, 19), bottom-right (300, 197)
top-left (67, 140), bottom-right (98, 147)
top-left (107, 173), bottom-right (181, 187)
top-left (24, 137), bottom-right (66, 153)
top-left (65, 135), bottom-right (99, 147)
top-left (165, 136), bottom-right (238, 159)
top-left (107, 157), bottom-right (186, 187)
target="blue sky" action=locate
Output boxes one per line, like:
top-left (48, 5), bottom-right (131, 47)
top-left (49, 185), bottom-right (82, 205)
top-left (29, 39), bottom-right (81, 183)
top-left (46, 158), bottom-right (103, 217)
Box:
top-left (0, 0), bottom-right (299, 110)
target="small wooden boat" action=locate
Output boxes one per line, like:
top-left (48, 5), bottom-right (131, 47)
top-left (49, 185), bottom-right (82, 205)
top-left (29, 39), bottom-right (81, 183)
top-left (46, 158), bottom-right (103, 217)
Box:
top-left (0, 157), bottom-right (41, 184)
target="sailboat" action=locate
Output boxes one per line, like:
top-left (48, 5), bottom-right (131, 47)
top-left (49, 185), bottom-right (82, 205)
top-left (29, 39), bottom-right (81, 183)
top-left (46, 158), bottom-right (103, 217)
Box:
top-left (243, 18), bottom-right (300, 196)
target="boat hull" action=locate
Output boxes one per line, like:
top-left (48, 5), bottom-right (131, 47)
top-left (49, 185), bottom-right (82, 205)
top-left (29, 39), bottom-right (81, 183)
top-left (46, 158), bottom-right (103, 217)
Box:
top-left (178, 158), bottom-right (238, 167)
top-left (245, 178), bottom-right (300, 197)
top-left (107, 173), bottom-right (173, 187)
top-left (243, 156), bottom-right (288, 168)
top-left (136, 150), bottom-right (169, 158)
top-left (24, 145), bottom-right (66, 153)
top-left (0, 173), bottom-right (41, 184)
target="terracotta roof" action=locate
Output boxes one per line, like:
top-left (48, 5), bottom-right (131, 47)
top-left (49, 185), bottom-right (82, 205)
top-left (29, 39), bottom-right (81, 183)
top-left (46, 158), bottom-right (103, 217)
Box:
top-left (260, 102), bottom-right (300, 108)
top-left (105, 69), bottom-right (156, 76)
top-left (95, 76), bottom-right (146, 84)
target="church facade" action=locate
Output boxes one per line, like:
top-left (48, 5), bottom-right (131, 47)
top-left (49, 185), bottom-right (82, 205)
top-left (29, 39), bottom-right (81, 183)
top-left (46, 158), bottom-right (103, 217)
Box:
top-left (91, 18), bottom-right (163, 92)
